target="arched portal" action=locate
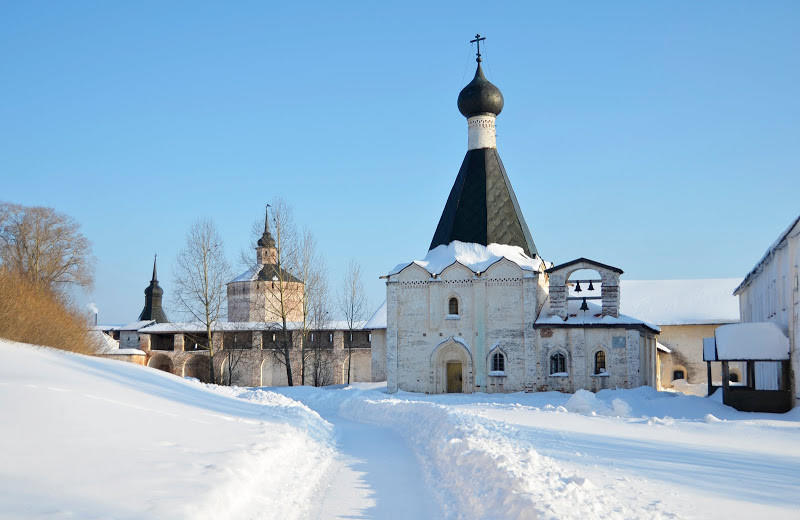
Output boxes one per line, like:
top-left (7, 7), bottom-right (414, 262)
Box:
top-left (148, 353), bottom-right (174, 374)
top-left (183, 355), bottom-right (212, 383)
top-left (430, 338), bottom-right (474, 394)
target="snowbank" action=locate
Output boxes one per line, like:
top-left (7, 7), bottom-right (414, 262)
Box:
top-left (0, 339), bottom-right (335, 520)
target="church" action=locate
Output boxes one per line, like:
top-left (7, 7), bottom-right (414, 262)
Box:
top-left (372, 41), bottom-right (660, 394)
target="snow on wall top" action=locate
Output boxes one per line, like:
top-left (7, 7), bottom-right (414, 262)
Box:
top-left (140, 320), bottom-right (367, 334)
top-left (119, 320), bottom-right (155, 331)
top-left (389, 241), bottom-right (546, 277)
top-left (618, 279), bottom-right (740, 326)
top-left (364, 301), bottom-right (387, 330)
top-left (709, 322), bottom-right (790, 361)
top-left (536, 299), bottom-right (660, 332)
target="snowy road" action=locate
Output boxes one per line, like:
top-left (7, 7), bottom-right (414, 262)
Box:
top-left (311, 416), bottom-right (440, 520)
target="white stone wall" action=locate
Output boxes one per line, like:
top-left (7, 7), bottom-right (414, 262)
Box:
top-left (386, 259), bottom-right (657, 394)
top-left (370, 329), bottom-right (387, 382)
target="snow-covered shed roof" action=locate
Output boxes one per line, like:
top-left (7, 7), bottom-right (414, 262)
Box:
top-left (364, 301), bottom-right (387, 330)
top-left (536, 299), bottom-right (660, 333)
top-left (734, 214), bottom-right (800, 296)
top-left (388, 241), bottom-right (547, 278)
top-left (703, 322), bottom-right (790, 361)
top-left (618, 279), bottom-right (740, 326)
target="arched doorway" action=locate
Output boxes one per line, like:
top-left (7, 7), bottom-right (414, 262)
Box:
top-left (148, 353), bottom-right (174, 375)
top-left (430, 338), bottom-right (474, 394)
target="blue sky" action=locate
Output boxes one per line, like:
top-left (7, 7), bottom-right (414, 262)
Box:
top-left (1, 2), bottom-right (798, 324)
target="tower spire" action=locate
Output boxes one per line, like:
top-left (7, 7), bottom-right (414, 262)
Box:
top-left (152, 254), bottom-right (158, 282)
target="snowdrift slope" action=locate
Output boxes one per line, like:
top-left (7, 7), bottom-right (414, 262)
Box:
top-left (0, 339), bottom-right (334, 520)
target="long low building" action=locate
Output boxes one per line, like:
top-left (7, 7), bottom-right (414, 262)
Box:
top-left (126, 320), bottom-right (371, 387)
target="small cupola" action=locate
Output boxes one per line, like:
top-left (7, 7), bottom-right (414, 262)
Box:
top-left (457, 62), bottom-right (504, 118)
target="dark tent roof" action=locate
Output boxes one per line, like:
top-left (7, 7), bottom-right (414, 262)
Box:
top-left (429, 148), bottom-right (537, 257)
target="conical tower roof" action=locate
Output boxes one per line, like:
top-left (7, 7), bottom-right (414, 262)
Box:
top-left (429, 57), bottom-right (537, 257)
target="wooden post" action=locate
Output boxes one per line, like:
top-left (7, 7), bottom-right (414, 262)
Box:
top-left (722, 362), bottom-right (730, 391)
top-left (747, 361), bottom-right (756, 390)
top-left (707, 361), bottom-right (713, 396)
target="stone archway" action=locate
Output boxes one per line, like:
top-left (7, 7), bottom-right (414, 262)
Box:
top-left (183, 355), bottom-right (212, 383)
top-left (430, 337), bottom-right (474, 394)
top-left (148, 353), bottom-right (174, 375)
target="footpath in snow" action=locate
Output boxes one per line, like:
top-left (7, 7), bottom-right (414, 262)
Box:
top-left (273, 383), bottom-right (800, 520)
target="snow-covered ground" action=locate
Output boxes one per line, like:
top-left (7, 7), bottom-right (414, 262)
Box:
top-left (3, 339), bottom-right (800, 519)
top-left (0, 339), bottom-right (335, 520)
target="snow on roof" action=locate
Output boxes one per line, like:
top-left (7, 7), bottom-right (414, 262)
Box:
top-left (89, 330), bottom-right (120, 353)
top-left (119, 320), bottom-right (155, 331)
top-left (536, 299), bottom-right (660, 332)
top-left (389, 241), bottom-right (546, 277)
top-left (141, 321), bottom-right (367, 334)
top-left (231, 265), bottom-right (260, 282)
top-left (734, 214), bottom-right (800, 295)
top-left (657, 342), bottom-right (672, 353)
top-left (364, 301), bottom-right (387, 329)
top-left (618, 279), bottom-right (740, 326)
top-left (706, 322), bottom-right (790, 361)
top-left (102, 348), bottom-right (146, 356)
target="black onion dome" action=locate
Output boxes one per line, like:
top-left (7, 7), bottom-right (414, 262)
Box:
top-left (457, 62), bottom-right (504, 118)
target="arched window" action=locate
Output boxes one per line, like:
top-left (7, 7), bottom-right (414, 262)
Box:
top-left (729, 372), bottom-right (740, 383)
top-left (594, 351), bottom-right (606, 374)
top-left (672, 369), bottom-right (685, 381)
top-left (550, 352), bottom-right (566, 375)
top-left (448, 297), bottom-right (459, 315)
top-left (491, 351), bottom-right (505, 372)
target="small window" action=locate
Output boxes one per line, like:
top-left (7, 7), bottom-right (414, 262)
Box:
top-left (550, 352), bottom-right (566, 375)
top-left (491, 351), bottom-right (505, 372)
top-left (594, 351), bottom-right (606, 374)
top-left (448, 297), bottom-right (459, 315)
top-left (310, 333), bottom-right (314, 342)
top-left (729, 372), bottom-right (739, 383)
top-left (329, 333), bottom-right (333, 342)
top-left (672, 369), bottom-right (685, 381)
top-left (272, 333), bottom-right (276, 342)
top-left (368, 333), bottom-right (372, 342)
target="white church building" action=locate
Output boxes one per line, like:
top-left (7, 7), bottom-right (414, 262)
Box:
top-left (372, 47), bottom-right (659, 394)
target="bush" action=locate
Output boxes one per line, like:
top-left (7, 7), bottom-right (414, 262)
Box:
top-left (0, 269), bottom-right (97, 354)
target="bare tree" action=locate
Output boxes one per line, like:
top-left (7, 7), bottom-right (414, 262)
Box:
top-left (339, 260), bottom-right (367, 384)
top-left (173, 218), bottom-right (231, 384)
top-left (297, 229), bottom-right (329, 385)
top-left (0, 202), bottom-right (94, 292)
top-left (255, 199), bottom-right (304, 386)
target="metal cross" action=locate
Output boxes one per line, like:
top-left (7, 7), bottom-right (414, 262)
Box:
top-left (470, 33), bottom-right (486, 62)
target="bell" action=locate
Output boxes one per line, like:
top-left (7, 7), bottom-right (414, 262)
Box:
top-left (588, 281), bottom-right (594, 291)
top-left (580, 298), bottom-right (589, 311)
top-left (574, 281), bottom-right (582, 292)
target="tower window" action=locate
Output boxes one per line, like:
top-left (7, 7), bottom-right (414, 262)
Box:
top-left (491, 351), bottom-right (505, 372)
top-left (550, 353), bottom-right (566, 375)
top-left (594, 351), bottom-right (606, 374)
top-left (448, 297), bottom-right (459, 315)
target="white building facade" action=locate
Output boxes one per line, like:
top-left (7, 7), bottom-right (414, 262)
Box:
top-left (733, 215), bottom-right (800, 402)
